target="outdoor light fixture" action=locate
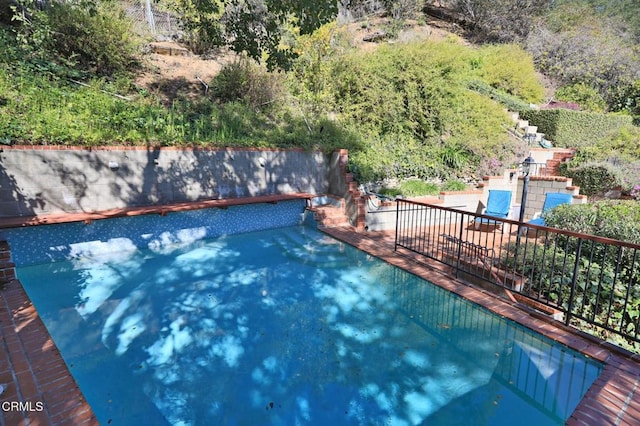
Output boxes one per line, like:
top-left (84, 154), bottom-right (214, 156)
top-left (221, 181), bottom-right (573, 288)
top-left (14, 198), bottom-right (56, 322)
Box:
top-left (521, 154), bottom-right (535, 177)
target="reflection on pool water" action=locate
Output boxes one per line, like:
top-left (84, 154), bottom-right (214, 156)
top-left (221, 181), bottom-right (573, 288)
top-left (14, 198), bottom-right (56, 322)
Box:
top-left (17, 225), bottom-right (602, 425)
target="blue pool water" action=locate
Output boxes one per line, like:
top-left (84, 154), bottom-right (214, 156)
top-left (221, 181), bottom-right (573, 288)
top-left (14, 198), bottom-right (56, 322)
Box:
top-left (15, 224), bottom-right (601, 425)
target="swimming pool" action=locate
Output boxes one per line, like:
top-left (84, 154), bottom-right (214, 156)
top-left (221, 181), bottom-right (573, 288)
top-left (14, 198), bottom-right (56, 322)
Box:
top-left (14, 221), bottom-right (601, 425)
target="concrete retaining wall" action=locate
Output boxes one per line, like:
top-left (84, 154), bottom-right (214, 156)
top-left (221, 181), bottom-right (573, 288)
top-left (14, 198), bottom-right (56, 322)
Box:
top-left (0, 146), bottom-right (331, 217)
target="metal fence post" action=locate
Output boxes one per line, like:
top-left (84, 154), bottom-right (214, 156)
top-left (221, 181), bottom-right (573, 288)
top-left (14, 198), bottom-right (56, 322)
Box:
top-left (565, 238), bottom-right (583, 327)
top-left (394, 200), bottom-right (401, 251)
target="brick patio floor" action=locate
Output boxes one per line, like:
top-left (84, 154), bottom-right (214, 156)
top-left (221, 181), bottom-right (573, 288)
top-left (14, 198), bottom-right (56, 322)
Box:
top-left (0, 200), bottom-right (639, 424)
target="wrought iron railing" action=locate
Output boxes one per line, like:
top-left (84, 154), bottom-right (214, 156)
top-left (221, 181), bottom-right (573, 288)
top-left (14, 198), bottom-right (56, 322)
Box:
top-left (394, 199), bottom-right (640, 349)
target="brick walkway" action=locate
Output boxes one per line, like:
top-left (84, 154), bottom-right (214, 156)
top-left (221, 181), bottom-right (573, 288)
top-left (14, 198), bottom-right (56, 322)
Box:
top-left (0, 279), bottom-right (97, 425)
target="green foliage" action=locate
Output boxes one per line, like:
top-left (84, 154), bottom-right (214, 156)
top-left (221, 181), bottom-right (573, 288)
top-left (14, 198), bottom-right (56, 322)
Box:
top-left (210, 59), bottom-right (285, 111)
top-left (165, 0), bottom-right (224, 54)
top-left (555, 83), bottom-right (607, 113)
top-left (9, 1), bottom-right (140, 79)
top-left (519, 109), bottom-right (633, 148)
top-left (501, 199), bottom-right (640, 350)
top-left (380, 180), bottom-right (440, 197)
top-left (441, 179), bottom-right (467, 191)
top-left (545, 201), bottom-right (640, 243)
top-left (379, 178), bottom-right (467, 197)
top-left (561, 162), bottom-right (623, 197)
top-left (0, 16), bottom-right (545, 185)
top-left (398, 180), bottom-right (440, 196)
top-left (561, 125), bottom-right (640, 194)
top-left (501, 234), bottom-right (640, 351)
top-left (0, 55), bottom-right (360, 151)
top-left (326, 40), bottom-right (528, 181)
top-left (467, 80), bottom-right (532, 113)
top-left (289, 22), bottom-right (349, 115)
top-left (609, 79), bottom-right (640, 122)
top-left (223, 0), bottom-right (338, 70)
top-left (474, 44), bottom-right (544, 103)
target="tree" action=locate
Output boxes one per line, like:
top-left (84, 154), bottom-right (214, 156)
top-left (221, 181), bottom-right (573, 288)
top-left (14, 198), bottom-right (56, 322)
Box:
top-left (163, 0), bottom-right (225, 54)
top-left (525, 2), bottom-right (640, 111)
top-left (451, 0), bottom-right (551, 42)
top-left (6, 0), bottom-right (139, 78)
top-left (169, 0), bottom-right (339, 70)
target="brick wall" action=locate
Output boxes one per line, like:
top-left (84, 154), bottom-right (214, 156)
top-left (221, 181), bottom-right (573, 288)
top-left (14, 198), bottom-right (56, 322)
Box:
top-left (0, 241), bottom-right (15, 284)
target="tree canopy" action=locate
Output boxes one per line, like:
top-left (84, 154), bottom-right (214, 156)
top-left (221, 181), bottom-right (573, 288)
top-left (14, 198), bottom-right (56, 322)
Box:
top-left (170, 0), bottom-right (338, 69)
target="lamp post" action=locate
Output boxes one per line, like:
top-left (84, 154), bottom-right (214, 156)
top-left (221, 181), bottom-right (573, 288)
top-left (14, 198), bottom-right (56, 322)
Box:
top-left (518, 154), bottom-right (536, 224)
top-left (514, 153), bottom-right (536, 265)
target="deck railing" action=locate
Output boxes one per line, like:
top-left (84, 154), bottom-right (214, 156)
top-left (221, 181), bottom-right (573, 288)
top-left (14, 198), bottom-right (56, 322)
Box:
top-left (394, 199), bottom-right (640, 349)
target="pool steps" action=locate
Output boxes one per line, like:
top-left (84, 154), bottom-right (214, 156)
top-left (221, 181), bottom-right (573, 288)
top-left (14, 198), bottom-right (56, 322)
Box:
top-left (272, 228), bottom-right (350, 268)
top-left (309, 195), bottom-right (350, 228)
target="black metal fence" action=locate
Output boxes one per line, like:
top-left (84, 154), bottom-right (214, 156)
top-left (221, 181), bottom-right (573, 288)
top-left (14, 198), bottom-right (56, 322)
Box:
top-left (394, 199), bottom-right (640, 349)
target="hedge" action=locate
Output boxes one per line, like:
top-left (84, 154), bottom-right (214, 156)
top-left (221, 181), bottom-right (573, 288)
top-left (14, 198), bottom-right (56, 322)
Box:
top-left (467, 80), bottom-right (532, 113)
top-left (519, 109), bottom-right (633, 148)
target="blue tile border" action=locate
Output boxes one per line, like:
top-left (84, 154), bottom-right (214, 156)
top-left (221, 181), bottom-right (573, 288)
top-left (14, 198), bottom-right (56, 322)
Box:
top-left (1, 200), bottom-right (308, 266)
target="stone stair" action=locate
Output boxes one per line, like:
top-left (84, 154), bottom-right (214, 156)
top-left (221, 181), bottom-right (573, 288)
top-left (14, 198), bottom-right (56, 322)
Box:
top-left (510, 111), bottom-right (576, 177)
top-left (542, 150), bottom-right (575, 176)
top-left (514, 117), bottom-right (545, 144)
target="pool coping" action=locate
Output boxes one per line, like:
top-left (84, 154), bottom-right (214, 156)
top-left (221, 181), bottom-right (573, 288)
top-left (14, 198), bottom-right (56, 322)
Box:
top-left (0, 206), bottom-right (638, 424)
top-left (0, 193), bottom-right (314, 229)
top-left (321, 226), bottom-right (640, 426)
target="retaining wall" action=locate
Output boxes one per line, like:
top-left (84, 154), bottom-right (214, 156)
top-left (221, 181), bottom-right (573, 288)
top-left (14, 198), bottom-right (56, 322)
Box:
top-left (0, 146), bottom-right (331, 217)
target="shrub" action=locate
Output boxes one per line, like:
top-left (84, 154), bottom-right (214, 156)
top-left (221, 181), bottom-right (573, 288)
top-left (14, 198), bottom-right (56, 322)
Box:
top-left (555, 83), bottom-right (607, 113)
top-left (441, 179), bottom-right (467, 192)
top-left (327, 40), bottom-right (526, 182)
top-left (519, 109), bottom-right (633, 148)
top-left (561, 125), bottom-right (640, 194)
top-left (379, 180), bottom-right (440, 197)
top-left (289, 22), bottom-right (349, 115)
top-left (11, 1), bottom-right (140, 78)
top-left (210, 59), bottom-right (285, 112)
top-left (474, 44), bottom-right (544, 103)
top-left (545, 201), bottom-right (640, 244)
top-left (561, 162), bottom-right (623, 197)
top-left (398, 180), bottom-right (440, 196)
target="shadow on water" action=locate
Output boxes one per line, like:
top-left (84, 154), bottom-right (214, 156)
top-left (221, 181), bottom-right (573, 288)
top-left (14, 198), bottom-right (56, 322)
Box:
top-left (17, 226), bottom-right (602, 425)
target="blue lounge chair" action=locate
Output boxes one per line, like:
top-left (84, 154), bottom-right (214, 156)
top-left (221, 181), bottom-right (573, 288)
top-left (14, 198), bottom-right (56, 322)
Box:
top-left (527, 192), bottom-right (573, 227)
top-left (474, 190), bottom-right (512, 231)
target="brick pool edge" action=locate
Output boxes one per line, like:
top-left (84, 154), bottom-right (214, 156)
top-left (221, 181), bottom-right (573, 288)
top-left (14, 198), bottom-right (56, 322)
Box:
top-left (0, 278), bottom-right (97, 425)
